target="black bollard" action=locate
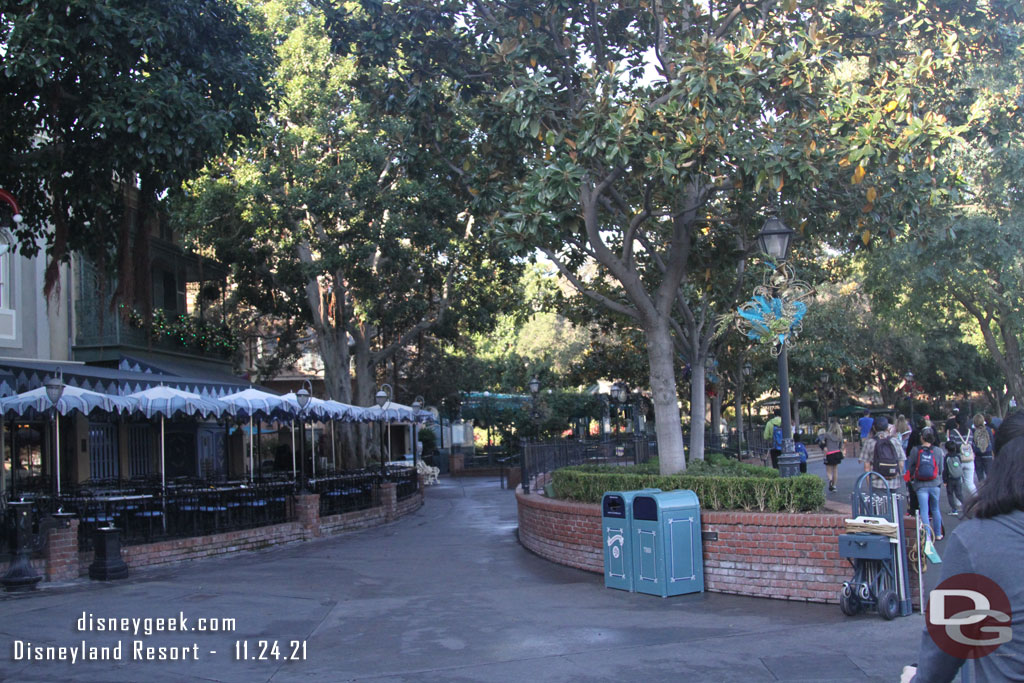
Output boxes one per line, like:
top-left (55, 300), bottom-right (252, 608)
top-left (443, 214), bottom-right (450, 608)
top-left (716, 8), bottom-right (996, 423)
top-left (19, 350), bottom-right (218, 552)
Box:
top-left (2, 501), bottom-right (43, 592)
top-left (88, 526), bottom-right (129, 581)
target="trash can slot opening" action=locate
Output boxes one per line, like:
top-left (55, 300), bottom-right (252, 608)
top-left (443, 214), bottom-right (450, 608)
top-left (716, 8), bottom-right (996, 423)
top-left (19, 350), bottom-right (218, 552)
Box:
top-left (602, 495), bottom-right (626, 518)
top-left (633, 496), bottom-right (658, 521)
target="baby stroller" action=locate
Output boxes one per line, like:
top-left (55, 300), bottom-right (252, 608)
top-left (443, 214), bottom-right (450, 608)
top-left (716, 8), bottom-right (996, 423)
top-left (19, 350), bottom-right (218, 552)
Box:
top-left (838, 472), bottom-right (913, 619)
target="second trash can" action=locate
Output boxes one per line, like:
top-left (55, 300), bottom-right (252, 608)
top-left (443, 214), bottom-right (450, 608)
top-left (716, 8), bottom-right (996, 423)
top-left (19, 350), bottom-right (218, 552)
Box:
top-left (631, 490), bottom-right (704, 597)
top-left (602, 489), bottom-right (660, 592)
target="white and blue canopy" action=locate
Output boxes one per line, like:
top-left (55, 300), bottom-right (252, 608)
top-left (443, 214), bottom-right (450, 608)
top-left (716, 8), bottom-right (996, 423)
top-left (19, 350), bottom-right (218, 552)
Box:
top-left (126, 385), bottom-right (232, 420)
top-left (220, 387), bottom-right (294, 420)
top-left (0, 385), bottom-right (136, 418)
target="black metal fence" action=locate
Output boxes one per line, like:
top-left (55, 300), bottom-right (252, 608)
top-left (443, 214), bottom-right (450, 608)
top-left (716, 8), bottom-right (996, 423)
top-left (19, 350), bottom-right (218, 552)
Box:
top-left (311, 471), bottom-right (378, 517)
top-left (1, 467), bottom-right (415, 554)
top-left (520, 436), bottom-right (653, 494)
top-left (385, 466), bottom-right (419, 500)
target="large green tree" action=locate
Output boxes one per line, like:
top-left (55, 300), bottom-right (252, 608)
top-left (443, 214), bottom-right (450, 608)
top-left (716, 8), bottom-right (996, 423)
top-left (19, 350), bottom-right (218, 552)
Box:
top-left (0, 0), bottom-right (272, 300)
top-left (859, 47), bottom-right (1024, 409)
top-left (176, 0), bottom-right (520, 465)
top-left (338, 0), bottom-right (1020, 472)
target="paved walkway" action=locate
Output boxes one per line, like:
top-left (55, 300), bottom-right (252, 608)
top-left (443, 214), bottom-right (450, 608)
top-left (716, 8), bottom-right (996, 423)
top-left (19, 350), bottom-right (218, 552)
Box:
top-left (1, 477), bottom-right (924, 682)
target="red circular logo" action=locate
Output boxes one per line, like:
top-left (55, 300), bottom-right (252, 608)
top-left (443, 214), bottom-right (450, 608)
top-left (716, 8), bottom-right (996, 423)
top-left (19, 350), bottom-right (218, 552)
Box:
top-left (926, 573), bottom-right (1012, 659)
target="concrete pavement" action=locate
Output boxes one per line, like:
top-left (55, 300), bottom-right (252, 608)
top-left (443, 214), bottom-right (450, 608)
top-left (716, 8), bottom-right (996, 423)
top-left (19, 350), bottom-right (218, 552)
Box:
top-left (1, 476), bottom-right (926, 682)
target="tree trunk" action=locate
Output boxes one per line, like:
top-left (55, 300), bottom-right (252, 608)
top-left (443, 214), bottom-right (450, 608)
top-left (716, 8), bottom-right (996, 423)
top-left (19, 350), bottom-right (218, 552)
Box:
top-left (689, 361), bottom-right (706, 464)
top-left (646, 323), bottom-right (686, 474)
top-left (352, 329), bottom-right (378, 468)
top-left (711, 390), bottom-right (722, 449)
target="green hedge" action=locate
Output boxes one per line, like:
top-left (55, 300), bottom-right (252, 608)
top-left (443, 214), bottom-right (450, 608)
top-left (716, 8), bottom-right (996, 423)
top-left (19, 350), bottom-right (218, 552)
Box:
top-left (551, 466), bottom-right (825, 513)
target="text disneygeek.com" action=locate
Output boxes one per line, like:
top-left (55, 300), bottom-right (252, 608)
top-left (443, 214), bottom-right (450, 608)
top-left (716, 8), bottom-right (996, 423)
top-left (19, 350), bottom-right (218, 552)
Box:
top-left (10, 611), bottom-right (308, 663)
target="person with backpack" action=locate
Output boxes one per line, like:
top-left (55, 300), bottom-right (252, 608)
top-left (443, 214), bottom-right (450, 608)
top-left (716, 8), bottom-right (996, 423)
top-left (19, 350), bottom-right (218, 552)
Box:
top-left (971, 412), bottom-right (995, 482)
top-left (859, 416), bottom-right (906, 492)
top-left (764, 409), bottom-right (782, 469)
top-left (793, 431), bottom-right (809, 474)
top-left (942, 437), bottom-right (964, 517)
top-left (907, 428), bottom-right (944, 540)
top-left (946, 416), bottom-right (976, 496)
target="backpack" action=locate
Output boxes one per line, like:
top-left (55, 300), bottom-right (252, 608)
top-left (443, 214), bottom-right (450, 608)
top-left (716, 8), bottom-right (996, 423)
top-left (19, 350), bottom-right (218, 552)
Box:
top-left (872, 438), bottom-right (901, 478)
top-left (953, 429), bottom-right (975, 462)
top-left (913, 446), bottom-right (939, 482)
top-left (973, 425), bottom-right (991, 455)
top-left (946, 451), bottom-right (963, 481)
top-left (772, 425), bottom-right (784, 449)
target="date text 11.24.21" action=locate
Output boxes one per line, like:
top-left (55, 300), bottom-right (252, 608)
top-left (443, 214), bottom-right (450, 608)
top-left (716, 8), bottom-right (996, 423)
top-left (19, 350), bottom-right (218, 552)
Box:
top-left (233, 640), bottom-right (307, 661)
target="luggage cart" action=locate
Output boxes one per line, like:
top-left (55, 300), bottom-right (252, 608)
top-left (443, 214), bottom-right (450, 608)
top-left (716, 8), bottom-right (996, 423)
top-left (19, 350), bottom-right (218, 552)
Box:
top-left (837, 472), bottom-right (913, 619)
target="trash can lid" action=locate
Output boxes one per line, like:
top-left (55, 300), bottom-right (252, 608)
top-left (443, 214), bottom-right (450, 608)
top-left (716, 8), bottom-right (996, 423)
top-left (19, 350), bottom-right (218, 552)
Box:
top-left (651, 489), bottom-right (700, 509)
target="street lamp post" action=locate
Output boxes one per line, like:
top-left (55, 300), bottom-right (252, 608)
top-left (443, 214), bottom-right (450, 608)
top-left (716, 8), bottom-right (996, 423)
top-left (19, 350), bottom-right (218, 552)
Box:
top-left (412, 395), bottom-right (424, 470)
top-left (296, 380), bottom-right (311, 492)
top-left (758, 217), bottom-right (803, 478)
top-left (44, 369), bottom-right (65, 496)
top-left (375, 384), bottom-right (392, 476)
top-left (528, 377), bottom-right (541, 440)
top-left (741, 361), bottom-right (753, 453)
top-left (610, 382), bottom-right (626, 440)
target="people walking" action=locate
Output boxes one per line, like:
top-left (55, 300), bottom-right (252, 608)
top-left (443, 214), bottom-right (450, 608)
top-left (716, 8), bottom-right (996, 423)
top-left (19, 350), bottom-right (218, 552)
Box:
top-left (907, 428), bottom-right (944, 540)
top-left (793, 431), bottom-right (809, 474)
top-left (972, 412), bottom-right (995, 482)
top-left (895, 414), bottom-right (911, 452)
top-left (859, 416), bottom-right (906, 494)
top-left (764, 409), bottom-right (782, 469)
top-left (908, 411), bottom-right (1024, 682)
top-left (858, 409), bottom-right (874, 441)
top-left (947, 416), bottom-right (976, 496)
top-left (818, 421), bottom-right (844, 492)
top-left (942, 436), bottom-right (964, 517)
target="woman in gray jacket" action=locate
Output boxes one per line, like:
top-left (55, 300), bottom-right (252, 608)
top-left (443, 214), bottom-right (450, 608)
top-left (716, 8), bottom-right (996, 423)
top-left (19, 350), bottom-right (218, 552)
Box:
top-left (909, 411), bottom-right (1024, 682)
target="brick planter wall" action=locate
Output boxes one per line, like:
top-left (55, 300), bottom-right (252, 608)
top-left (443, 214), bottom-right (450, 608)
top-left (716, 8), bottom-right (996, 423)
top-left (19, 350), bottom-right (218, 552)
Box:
top-left (27, 487), bottom-right (423, 583)
top-left (516, 489), bottom-right (920, 605)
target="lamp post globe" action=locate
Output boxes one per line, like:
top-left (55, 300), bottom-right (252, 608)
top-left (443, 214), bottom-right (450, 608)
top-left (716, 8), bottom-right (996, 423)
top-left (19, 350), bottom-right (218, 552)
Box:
top-left (296, 379), bottom-right (313, 492)
top-left (756, 216), bottom-right (795, 262)
top-left (376, 384), bottom-right (392, 474)
top-left (44, 369), bottom-right (65, 496)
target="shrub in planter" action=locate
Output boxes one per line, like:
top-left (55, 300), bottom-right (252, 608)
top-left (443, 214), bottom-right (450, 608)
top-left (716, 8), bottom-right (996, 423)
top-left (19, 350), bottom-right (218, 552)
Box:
top-left (550, 468), bottom-right (824, 513)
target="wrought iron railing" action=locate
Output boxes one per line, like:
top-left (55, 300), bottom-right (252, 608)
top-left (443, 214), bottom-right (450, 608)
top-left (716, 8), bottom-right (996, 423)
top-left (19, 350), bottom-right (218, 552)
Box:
top-left (385, 465), bottom-right (419, 500)
top-left (519, 436), bottom-right (653, 494)
top-left (311, 471), bottom-right (379, 517)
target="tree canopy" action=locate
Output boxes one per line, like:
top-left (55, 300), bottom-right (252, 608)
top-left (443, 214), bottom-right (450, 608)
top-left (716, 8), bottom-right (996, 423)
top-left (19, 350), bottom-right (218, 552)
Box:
top-left (1, 0), bottom-right (273, 299)
top-left (332, 0), bottom-right (1023, 472)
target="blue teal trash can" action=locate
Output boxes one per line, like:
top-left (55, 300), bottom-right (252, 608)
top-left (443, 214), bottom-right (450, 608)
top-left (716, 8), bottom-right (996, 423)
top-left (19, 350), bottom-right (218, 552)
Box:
top-left (602, 489), bottom-right (660, 592)
top-left (631, 490), bottom-right (704, 597)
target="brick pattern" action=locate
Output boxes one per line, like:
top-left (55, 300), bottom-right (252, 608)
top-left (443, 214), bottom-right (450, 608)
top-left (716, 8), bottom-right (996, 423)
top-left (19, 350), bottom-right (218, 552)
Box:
top-left (44, 518), bottom-right (79, 582)
top-left (516, 491), bottom-right (603, 573)
top-left (33, 486), bottom-right (424, 581)
top-left (516, 490), bottom-right (922, 606)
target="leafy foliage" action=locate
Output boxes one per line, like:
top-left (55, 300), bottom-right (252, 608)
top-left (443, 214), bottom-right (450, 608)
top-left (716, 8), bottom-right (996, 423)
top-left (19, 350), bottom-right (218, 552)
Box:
top-left (1, 0), bottom-right (273, 297)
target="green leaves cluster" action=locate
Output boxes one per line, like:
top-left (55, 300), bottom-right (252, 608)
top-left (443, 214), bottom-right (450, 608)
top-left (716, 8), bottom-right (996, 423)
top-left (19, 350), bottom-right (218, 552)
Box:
top-left (1, 0), bottom-right (273, 293)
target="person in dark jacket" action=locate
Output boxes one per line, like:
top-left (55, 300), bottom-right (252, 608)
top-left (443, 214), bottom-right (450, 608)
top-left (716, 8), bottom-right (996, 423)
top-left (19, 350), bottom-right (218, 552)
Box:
top-left (907, 428), bottom-right (944, 540)
top-left (908, 411), bottom-right (1024, 682)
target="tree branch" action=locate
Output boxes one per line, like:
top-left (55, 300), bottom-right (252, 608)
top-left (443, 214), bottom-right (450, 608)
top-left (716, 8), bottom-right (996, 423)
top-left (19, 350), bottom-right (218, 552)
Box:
top-left (539, 246), bottom-right (641, 322)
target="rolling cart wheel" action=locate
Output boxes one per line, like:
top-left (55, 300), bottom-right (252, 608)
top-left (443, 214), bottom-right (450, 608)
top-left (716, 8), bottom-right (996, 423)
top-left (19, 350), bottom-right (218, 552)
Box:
top-left (839, 591), bottom-right (861, 616)
top-left (858, 582), bottom-right (872, 602)
top-left (878, 589), bottom-right (899, 621)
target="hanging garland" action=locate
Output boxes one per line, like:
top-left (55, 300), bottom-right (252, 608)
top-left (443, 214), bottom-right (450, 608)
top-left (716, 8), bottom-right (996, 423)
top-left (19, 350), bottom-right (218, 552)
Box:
top-left (122, 306), bottom-right (237, 354)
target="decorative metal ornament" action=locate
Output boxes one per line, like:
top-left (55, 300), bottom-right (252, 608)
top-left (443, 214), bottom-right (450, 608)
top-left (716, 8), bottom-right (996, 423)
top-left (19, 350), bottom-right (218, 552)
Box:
top-left (735, 263), bottom-right (815, 355)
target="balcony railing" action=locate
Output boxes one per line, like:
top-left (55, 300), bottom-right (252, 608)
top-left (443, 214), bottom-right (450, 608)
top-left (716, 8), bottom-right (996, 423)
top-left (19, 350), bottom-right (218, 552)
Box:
top-left (74, 300), bottom-right (234, 360)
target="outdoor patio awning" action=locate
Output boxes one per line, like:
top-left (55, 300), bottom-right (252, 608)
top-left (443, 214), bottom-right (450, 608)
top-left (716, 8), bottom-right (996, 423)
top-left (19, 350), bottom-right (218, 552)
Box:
top-left (0, 357), bottom-right (253, 399)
